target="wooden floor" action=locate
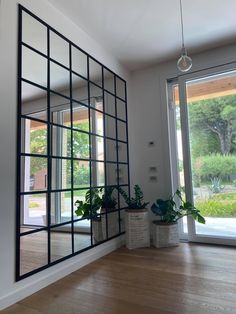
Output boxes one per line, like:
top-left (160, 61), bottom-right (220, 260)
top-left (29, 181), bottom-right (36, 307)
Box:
top-left (3, 243), bottom-right (236, 314)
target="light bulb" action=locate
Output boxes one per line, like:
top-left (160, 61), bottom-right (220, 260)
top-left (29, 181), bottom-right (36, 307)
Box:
top-left (177, 48), bottom-right (192, 72)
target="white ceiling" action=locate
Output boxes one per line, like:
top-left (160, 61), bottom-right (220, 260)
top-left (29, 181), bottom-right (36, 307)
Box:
top-left (47, 0), bottom-right (236, 71)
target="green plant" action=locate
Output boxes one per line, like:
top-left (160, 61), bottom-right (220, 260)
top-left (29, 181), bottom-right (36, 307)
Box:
top-left (100, 187), bottom-right (117, 210)
top-left (75, 189), bottom-right (101, 220)
top-left (210, 177), bottom-right (224, 193)
top-left (151, 190), bottom-right (205, 224)
top-left (118, 185), bottom-right (149, 209)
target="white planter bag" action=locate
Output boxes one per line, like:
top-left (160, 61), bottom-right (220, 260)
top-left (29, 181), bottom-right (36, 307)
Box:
top-left (101, 209), bottom-right (119, 239)
top-left (92, 220), bottom-right (103, 244)
top-left (153, 222), bottom-right (179, 248)
top-left (125, 209), bottom-right (150, 249)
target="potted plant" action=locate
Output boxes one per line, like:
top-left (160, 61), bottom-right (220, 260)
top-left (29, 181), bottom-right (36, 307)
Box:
top-left (75, 189), bottom-right (103, 244)
top-left (100, 187), bottom-right (119, 239)
top-left (119, 185), bottom-right (150, 249)
top-left (151, 189), bottom-right (205, 248)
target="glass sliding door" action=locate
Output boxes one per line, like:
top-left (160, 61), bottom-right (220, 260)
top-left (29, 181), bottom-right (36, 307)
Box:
top-left (171, 65), bottom-right (236, 245)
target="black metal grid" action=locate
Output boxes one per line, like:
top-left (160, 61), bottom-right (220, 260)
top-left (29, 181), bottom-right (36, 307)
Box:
top-left (16, 5), bottom-right (130, 281)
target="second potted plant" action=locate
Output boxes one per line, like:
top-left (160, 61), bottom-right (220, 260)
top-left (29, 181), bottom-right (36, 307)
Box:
top-left (119, 185), bottom-right (150, 249)
top-left (151, 189), bottom-right (205, 248)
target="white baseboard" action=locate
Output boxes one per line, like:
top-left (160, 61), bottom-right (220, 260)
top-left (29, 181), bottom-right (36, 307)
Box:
top-left (0, 235), bottom-right (125, 310)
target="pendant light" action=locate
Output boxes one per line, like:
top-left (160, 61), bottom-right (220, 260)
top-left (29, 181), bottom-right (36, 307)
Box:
top-left (177, 0), bottom-right (192, 72)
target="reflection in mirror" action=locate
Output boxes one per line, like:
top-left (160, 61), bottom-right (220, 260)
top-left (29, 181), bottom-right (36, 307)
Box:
top-left (118, 142), bottom-right (128, 163)
top-left (72, 74), bottom-right (88, 104)
top-left (73, 189), bottom-right (87, 217)
top-left (21, 82), bottom-right (47, 121)
top-left (116, 77), bottom-right (126, 100)
top-left (106, 163), bottom-right (118, 186)
top-left (51, 93), bottom-right (71, 127)
top-left (91, 215), bottom-right (104, 244)
top-left (73, 160), bottom-right (90, 188)
top-left (120, 209), bottom-right (125, 232)
top-left (22, 46), bottom-right (47, 87)
top-left (105, 115), bottom-right (116, 139)
top-left (118, 164), bottom-right (129, 185)
top-left (104, 92), bottom-right (115, 116)
top-left (106, 139), bottom-right (117, 162)
top-left (20, 231), bottom-right (48, 276)
top-left (104, 68), bottom-right (114, 94)
top-left (22, 11), bottom-right (47, 54)
top-left (89, 58), bottom-right (102, 86)
top-left (51, 223), bottom-right (72, 262)
top-left (117, 120), bottom-right (127, 142)
top-left (72, 46), bottom-right (87, 78)
top-left (51, 191), bottom-right (72, 225)
top-left (91, 135), bottom-right (104, 161)
top-left (106, 210), bottom-right (119, 238)
top-left (50, 31), bottom-right (69, 67)
top-left (117, 98), bottom-right (126, 121)
top-left (51, 125), bottom-right (71, 158)
top-left (51, 158), bottom-right (71, 190)
top-left (120, 186), bottom-right (129, 208)
top-left (73, 103), bottom-right (89, 132)
top-left (91, 161), bottom-right (105, 187)
top-left (50, 61), bottom-right (70, 96)
top-left (90, 83), bottom-right (103, 110)
top-left (74, 219), bottom-right (92, 252)
top-left (72, 130), bottom-right (89, 159)
top-left (21, 118), bottom-right (47, 155)
top-left (21, 193), bottom-right (47, 226)
top-left (91, 109), bottom-right (104, 136)
top-left (21, 156), bottom-right (47, 192)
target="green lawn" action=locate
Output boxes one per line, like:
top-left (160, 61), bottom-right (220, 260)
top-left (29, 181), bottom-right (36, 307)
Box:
top-left (196, 192), bottom-right (236, 217)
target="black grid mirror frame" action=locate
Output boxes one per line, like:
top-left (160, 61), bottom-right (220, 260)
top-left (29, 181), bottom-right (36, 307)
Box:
top-left (16, 5), bottom-right (130, 281)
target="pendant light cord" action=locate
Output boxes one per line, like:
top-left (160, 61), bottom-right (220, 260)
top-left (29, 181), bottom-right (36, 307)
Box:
top-left (179, 0), bottom-right (185, 49)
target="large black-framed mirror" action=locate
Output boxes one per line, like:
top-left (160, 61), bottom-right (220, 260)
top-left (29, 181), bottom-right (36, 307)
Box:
top-left (16, 5), bottom-right (130, 280)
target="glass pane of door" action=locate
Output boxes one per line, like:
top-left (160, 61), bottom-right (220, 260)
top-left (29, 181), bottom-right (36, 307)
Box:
top-left (185, 71), bottom-right (236, 238)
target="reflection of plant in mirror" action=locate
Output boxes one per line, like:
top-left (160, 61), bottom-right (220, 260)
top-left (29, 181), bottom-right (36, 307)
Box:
top-left (100, 187), bottom-right (117, 210)
top-left (75, 189), bottom-right (101, 220)
top-left (118, 185), bottom-right (149, 209)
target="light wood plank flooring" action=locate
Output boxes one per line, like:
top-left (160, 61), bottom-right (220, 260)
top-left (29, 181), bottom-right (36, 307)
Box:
top-left (3, 243), bottom-right (236, 314)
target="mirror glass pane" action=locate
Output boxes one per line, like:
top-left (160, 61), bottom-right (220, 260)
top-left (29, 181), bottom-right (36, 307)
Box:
top-left (118, 164), bottom-right (129, 185)
top-left (21, 193), bottom-right (47, 226)
top-left (106, 139), bottom-right (117, 162)
top-left (51, 191), bottom-right (72, 225)
top-left (117, 98), bottom-right (126, 121)
top-left (91, 109), bottom-right (104, 136)
top-left (90, 84), bottom-right (103, 110)
top-left (22, 46), bottom-right (47, 87)
top-left (22, 12), bottom-right (47, 54)
top-left (117, 120), bottom-right (127, 142)
top-left (50, 62), bottom-right (70, 97)
top-left (73, 160), bottom-right (90, 188)
top-left (91, 135), bottom-right (104, 161)
top-left (104, 69), bottom-right (114, 94)
top-left (72, 74), bottom-right (88, 104)
top-left (105, 115), bottom-right (116, 139)
top-left (74, 219), bottom-right (91, 252)
top-left (50, 31), bottom-right (69, 67)
top-left (51, 93), bottom-right (71, 127)
top-left (73, 103), bottom-right (89, 132)
top-left (22, 82), bottom-right (47, 121)
top-left (118, 142), bottom-right (128, 163)
top-left (116, 77), bottom-right (126, 100)
top-left (51, 125), bottom-right (71, 158)
top-left (72, 46), bottom-right (87, 78)
top-left (20, 231), bottom-right (48, 276)
top-left (21, 118), bottom-right (47, 155)
top-left (104, 92), bottom-right (115, 116)
top-left (21, 156), bottom-right (47, 192)
top-left (51, 158), bottom-right (71, 190)
top-left (72, 130), bottom-right (89, 159)
top-left (106, 163), bottom-right (118, 186)
top-left (89, 58), bottom-right (102, 86)
top-left (91, 161), bottom-right (105, 187)
top-left (51, 224), bottom-right (72, 262)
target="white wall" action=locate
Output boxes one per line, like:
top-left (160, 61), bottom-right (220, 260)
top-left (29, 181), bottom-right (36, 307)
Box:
top-left (128, 42), bottom-right (236, 217)
top-left (0, 0), bottom-right (129, 310)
